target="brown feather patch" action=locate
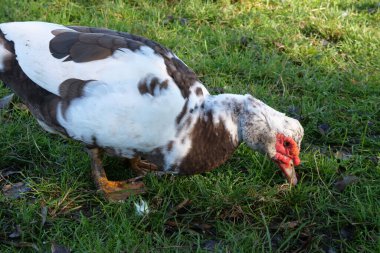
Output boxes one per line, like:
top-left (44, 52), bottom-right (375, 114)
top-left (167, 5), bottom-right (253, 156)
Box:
top-left (138, 76), bottom-right (170, 96)
top-left (164, 57), bottom-right (198, 98)
top-left (70, 42), bottom-right (112, 62)
top-left (58, 78), bottom-right (92, 116)
top-left (176, 100), bottom-right (189, 124)
top-left (0, 31), bottom-right (15, 72)
top-left (67, 26), bottom-right (199, 98)
top-left (50, 30), bottom-right (143, 63)
top-left (195, 87), bottom-right (203, 96)
top-left (0, 32), bottom-right (66, 135)
top-left (178, 112), bottom-right (238, 175)
top-left (167, 141), bottom-right (174, 152)
top-left (49, 32), bottom-right (79, 59)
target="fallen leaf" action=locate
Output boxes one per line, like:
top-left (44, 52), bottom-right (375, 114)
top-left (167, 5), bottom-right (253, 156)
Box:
top-left (334, 151), bottom-right (352, 161)
top-left (190, 222), bottom-right (215, 235)
top-left (325, 246), bottom-right (337, 253)
top-left (340, 224), bottom-right (355, 240)
top-left (179, 17), bottom-right (188, 26)
top-left (297, 230), bottom-right (313, 252)
top-left (41, 206), bottom-right (48, 227)
top-left (0, 240), bottom-right (39, 251)
top-left (318, 123), bottom-right (330, 135)
top-left (200, 240), bottom-right (225, 253)
top-left (8, 225), bottom-right (22, 239)
top-left (299, 21), bottom-right (306, 29)
top-left (51, 242), bottom-right (70, 253)
top-left (167, 198), bottom-right (191, 216)
top-left (163, 15), bottom-right (175, 25)
top-left (336, 165), bottom-right (347, 174)
top-left (0, 169), bottom-right (21, 178)
top-left (165, 220), bottom-right (178, 228)
top-left (334, 175), bottom-right (359, 192)
top-left (277, 183), bottom-right (291, 191)
top-left (165, 220), bottom-right (215, 235)
top-left (321, 39), bottom-right (330, 47)
top-left (369, 156), bottom-right (379, 165)
top-left (271, 232), bottom-right (282, 244)
top-left (240, 36), bottom-right (252, 48)
top-left (351, 79), bottom-right (358, 84)
top-left (341, 11), bottom-right (349, 18)
top-left (219, 205), bottom-right (245, 221)
top-left (271, 220), bottom-right (299, 230)
top-left (368, 8), bottom-right (377, 14)
top-left (2, 182), bottom-right (31, 199)
top-left (15, 103), bottom-right (28, 111)
top-left (274, 41), bottom-right (285, 51)
top-left (0, 93), bottom-right (14, 109)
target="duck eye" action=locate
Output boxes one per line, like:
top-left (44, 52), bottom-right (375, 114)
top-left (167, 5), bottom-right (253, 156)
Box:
top-left (284, 141), bottom-right (291, 148)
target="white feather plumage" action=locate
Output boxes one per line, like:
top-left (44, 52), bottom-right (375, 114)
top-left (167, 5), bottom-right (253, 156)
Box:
top-left (0, 21), bottom-right (304, 184)
top-left (0, 21), bottom-right (199, 158)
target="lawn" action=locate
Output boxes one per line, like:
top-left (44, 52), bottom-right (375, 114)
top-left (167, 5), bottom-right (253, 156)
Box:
top-left (0, 0), bottom-right (379, 252)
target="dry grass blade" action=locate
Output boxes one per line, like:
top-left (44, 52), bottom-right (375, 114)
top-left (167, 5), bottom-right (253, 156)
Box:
top-left (274, 41), bottom-right (285, 51)
top-left (167, 198), bottom-right (192, 216)
top-left (165, 219), bottom-right (214, 235)
top-left (334, 151), bottom-right (352, 161)
top-left (271, 220), bottom-right (300, 230)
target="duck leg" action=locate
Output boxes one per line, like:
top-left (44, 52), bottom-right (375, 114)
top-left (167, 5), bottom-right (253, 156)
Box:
top-left (88, 148), bottom-right (145, 201)
top-left (129, 157), bottom-right (158, 176)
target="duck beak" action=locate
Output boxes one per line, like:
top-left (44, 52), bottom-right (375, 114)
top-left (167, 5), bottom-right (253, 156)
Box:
top-left (273, 156), bottom-right (298, 185)
top-left (272, 143), bottom-right (300, 185)
top-left (280, 160), bottom-right (298, 186)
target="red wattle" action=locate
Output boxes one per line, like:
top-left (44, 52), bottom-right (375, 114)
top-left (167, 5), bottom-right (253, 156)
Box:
top-left (276, 133), bottom-right (301, 167)
top-left (275, 153), bottom-right (291, 165)
top-left (275, 142), bottom-right (286, 155)
top-left (293, 156), bottom-right (301, 166)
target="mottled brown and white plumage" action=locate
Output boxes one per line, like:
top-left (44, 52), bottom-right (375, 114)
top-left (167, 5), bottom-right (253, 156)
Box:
top-left (0, 21), bottom-right (303, 200)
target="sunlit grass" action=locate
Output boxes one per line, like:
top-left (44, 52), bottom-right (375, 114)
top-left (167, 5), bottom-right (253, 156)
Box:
top-left (1, 0), bottom-right (379, 252)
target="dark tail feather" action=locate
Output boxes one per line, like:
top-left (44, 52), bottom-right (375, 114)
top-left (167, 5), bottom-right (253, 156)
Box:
top-left (0, 30), bottom-right (15, 74)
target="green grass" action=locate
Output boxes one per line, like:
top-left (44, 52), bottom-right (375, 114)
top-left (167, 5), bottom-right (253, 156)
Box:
top-left (1, 0), bottom-right (379, 252)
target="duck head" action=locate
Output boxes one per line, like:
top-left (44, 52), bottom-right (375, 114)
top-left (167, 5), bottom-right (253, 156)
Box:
top-left (239, 95), bottom-right (304, 185)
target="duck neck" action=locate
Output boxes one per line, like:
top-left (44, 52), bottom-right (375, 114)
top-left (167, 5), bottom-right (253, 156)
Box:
top-left (176, 94), bottom-right (246, 175)
top-left (201, 94), bottom-right (246, 144)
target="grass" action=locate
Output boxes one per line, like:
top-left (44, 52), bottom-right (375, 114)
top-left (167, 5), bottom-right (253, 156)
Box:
top-left (0, 0), bottom-right (379, 252)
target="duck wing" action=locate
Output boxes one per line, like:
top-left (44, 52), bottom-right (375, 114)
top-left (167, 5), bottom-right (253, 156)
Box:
top-left (0, 21), bottom-right (206, 154)
top-left (0, 21), bottom-right (199, 98)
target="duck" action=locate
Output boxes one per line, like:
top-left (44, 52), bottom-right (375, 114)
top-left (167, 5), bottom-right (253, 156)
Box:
top-left (0, 21), bottom-right (304, 201)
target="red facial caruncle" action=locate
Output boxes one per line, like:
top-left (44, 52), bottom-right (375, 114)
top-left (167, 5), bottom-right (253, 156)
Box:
top-left (273, 133), bottom-right (301, 185)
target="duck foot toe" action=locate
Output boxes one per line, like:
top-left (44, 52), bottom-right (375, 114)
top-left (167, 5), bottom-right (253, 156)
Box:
top-left (130, 157), bottom-right (158, 176)
top-left (102, 178), bottom-right (146, 202)
top-left (88, 147), bottom-right (146, 201)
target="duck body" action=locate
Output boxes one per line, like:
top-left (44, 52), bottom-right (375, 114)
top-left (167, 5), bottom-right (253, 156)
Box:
top-left (1, 21), bottom-right (304, 200)
top-left (0, 21), bottom-right (243, 175)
